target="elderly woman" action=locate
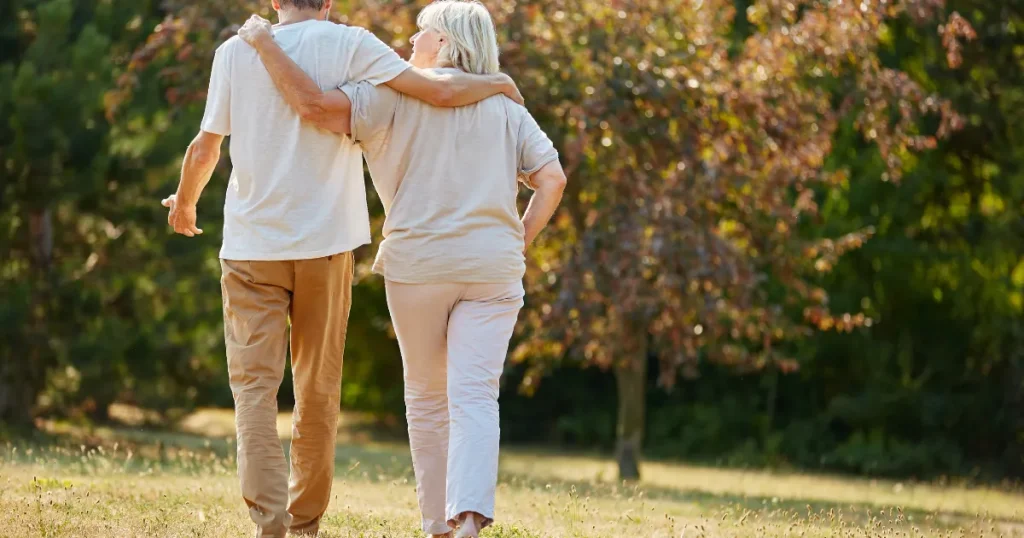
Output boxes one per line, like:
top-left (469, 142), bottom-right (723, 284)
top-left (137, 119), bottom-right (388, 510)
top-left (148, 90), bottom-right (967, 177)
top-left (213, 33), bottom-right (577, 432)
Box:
top-left (238, 2), bottom-right (566, 537)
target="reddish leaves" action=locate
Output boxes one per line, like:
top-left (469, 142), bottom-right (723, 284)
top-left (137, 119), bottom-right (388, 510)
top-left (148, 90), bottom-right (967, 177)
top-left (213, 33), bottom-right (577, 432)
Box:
top-left (117, 0), bottom-right (972, 387)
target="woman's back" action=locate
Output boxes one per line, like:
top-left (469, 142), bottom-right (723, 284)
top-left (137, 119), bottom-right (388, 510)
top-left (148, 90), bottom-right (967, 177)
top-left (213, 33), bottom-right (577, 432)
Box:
top-left (342, 71), bottom-right (558, 284)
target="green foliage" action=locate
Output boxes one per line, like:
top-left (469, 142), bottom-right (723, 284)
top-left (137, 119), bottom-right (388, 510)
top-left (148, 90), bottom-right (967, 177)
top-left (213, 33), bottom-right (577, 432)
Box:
top-left (1, 0), bottom-right (226, 421)
top-left (1, 0), bottom-right (1020, 482)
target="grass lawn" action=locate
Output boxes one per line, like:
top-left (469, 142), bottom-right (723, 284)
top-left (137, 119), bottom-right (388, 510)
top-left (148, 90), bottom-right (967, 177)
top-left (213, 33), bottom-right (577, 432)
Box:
top-left (2, 408), bottom-right (1022, 537)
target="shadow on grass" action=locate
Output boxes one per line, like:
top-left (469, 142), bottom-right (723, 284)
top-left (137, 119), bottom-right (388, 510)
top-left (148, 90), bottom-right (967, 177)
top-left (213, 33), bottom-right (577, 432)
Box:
top-left (5, 424), bottom-right (1023, 532)
top-left (317, 510), bottom-right (542, 538)
top-left (494, 467), bottom-right (1024, 531)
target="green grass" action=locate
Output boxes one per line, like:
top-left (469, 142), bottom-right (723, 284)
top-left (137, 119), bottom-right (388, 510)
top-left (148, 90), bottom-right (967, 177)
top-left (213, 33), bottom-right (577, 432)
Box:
top-left (2, 408), bottom-right (1023, 537)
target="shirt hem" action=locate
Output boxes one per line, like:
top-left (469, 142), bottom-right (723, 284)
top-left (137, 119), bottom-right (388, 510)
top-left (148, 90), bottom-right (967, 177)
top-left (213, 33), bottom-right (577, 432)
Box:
top-left (200, 120), bottom-right (230, 137)
top-left (373, 271), bottom-right (525, 285)
top-left (522, 153), bottom-right (560, 177)
top-left (220, 241), bottom-right (368, 261)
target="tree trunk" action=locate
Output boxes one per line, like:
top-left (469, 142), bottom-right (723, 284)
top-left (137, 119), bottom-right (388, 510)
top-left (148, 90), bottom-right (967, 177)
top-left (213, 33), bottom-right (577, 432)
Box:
top-left (765, 367), bottom-right (778, 441)
top-left (1005, 333), bottom-right (1024, 477)
top-left (0, 362), bottom-right (37, 427)
top-left (614, 336), bottom-right (648, 481)
top-left (0, 208), bottom-right (56, 426)
top-left (29, 208), bottom-right (54, 271)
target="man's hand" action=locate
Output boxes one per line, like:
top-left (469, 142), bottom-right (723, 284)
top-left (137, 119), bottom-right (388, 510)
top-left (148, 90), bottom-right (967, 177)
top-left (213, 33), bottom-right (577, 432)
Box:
top-left (238, 14), bottom-right (274, 47)
top-left (498, 73), bottom-right (525, 105)
top-left (162, 194), bottom-right (203, 237)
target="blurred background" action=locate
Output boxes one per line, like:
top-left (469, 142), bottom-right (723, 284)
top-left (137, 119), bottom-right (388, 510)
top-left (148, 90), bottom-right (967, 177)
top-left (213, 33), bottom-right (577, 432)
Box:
top-left (1, 0), bottom-right (1021, 485)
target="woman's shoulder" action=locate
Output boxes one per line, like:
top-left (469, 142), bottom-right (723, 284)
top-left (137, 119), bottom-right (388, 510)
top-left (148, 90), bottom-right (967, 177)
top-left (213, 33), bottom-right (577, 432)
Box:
top-left (497, 96), bottom-right (541, 132)
top-left (481, 92), bottom-right (526, 121)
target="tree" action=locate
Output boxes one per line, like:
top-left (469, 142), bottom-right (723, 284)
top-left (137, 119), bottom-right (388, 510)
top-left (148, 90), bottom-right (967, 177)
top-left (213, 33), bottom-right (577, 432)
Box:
top-left (1, 0), bottom-right (121, 423)
top-left (506, 0), bottom-right (973, 479)
top-left (1, 0), bottom-right (227, 424)
top-left (801, 0), bottom-right (1023, 476)
top-left (118, 0), bottom-right (975, 481)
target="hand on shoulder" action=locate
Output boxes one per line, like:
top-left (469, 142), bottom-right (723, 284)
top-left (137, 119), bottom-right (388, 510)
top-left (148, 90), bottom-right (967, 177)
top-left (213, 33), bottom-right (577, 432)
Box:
top-left (238, 14), bottom-right (274, 47)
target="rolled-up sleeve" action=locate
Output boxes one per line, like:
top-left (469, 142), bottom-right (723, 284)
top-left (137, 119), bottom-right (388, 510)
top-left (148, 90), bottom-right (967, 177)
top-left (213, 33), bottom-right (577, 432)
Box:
top-left (517, 110), bottom-right (559, 187)
top-left (340, 81), bottom-right (401, 144)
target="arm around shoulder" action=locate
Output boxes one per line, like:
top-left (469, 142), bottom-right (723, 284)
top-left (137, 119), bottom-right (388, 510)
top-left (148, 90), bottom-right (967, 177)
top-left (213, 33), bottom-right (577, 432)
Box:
top-left (384, 68), bottom-right (523, 107)
top-left (299, 90), bottom-right (353, 135)
top-left (242, 27), bottom-right (352, 134)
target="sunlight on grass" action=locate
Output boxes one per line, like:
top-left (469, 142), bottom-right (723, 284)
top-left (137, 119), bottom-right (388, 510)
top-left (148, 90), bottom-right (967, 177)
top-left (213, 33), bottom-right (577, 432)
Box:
top-left (2, 408), bottom-right (1022, 537)
top-left (499, 451), bottom-right (1024, 523)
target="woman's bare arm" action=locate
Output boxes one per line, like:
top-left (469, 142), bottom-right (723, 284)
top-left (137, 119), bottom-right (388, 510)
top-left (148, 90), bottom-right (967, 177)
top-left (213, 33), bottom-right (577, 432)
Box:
top-left (522, 160), bottom-right (568, 250)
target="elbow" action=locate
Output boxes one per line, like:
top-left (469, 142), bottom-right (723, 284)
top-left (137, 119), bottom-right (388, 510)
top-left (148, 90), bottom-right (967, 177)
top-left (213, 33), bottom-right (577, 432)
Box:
top-left (297, 92), bottom-right (331, 122)
top-left (552, 172), bottom-right (568, 191)
top-left (538, 170), bottom-right (568, 193)
top-left (297, 101), bottom-right (323, 123)
top-left (189, 142), bottom-right (220, 169)
top-left (427, 85), bottom-right (455, 107)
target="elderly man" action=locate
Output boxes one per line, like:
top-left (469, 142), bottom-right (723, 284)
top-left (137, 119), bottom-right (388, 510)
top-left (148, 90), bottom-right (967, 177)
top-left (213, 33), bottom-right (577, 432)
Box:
top-left (161, 0), bottom-right (522, 536)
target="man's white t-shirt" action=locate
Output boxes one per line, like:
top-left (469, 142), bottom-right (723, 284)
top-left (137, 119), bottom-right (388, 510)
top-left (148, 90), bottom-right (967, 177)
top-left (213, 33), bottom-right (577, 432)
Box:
top-left (200, 20), bottom-right (410, 261)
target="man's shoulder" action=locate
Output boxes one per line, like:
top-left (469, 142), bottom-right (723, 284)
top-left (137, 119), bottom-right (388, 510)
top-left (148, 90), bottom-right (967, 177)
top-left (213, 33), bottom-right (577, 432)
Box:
top-left (300, 21), bottom-right (372, 42)
top-left (215, 35), bottom-right (245, 54)
top-left (213, 36), bottom-right (263, 70)
top-left (214, 21), bottom-right (371, 52)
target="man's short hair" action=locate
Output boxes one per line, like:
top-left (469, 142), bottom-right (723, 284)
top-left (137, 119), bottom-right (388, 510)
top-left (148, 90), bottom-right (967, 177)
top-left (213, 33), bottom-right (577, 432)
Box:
top-left (280, 0), bottom-right (326, 10)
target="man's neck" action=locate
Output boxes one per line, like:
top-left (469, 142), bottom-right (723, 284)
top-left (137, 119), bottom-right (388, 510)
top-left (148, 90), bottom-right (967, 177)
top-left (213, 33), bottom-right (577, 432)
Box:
top-left (277, 8), bottom-right (322, 26)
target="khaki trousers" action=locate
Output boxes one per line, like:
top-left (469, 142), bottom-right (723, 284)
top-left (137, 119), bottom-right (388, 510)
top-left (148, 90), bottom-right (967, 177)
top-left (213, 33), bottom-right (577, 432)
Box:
top-left (385, 280), bottom-right (525, 535)
top-left (220, 254), bottom-right (353, 538)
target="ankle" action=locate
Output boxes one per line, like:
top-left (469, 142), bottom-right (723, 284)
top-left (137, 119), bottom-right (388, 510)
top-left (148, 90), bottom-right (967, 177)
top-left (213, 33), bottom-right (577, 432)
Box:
top-left (457, 512), bottom-right (482, 532)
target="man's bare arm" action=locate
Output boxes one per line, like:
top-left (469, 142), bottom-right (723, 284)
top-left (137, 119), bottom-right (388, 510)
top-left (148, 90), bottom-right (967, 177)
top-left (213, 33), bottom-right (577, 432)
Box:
top-left (245, 31), bottom-right (353, 134)
top-left (522, 160), bottom-right (567, 250)
top-left (163, 130), bottom-right (224, 236)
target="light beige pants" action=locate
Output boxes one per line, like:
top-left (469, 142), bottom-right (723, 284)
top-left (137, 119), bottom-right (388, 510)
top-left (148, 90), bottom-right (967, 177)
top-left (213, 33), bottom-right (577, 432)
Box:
top-left (221, 254), bottom-right (354, 538)
top-left (385, 280), bottom-right (525, 535)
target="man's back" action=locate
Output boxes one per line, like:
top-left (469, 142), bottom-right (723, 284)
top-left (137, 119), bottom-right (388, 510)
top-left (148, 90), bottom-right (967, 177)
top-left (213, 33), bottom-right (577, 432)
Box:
top-left (201, 20), bottom-right (408, 260)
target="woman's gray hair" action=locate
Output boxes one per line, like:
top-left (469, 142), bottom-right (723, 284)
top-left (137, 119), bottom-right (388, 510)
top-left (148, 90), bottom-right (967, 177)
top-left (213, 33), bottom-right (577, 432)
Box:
top-left (417, 0), bottom-right (500, 75)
